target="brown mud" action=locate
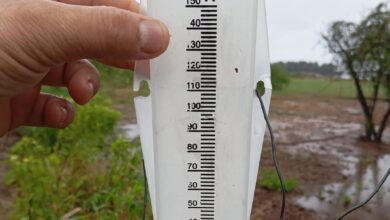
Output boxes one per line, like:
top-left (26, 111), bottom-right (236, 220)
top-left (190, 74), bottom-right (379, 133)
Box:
top-left (0, 95), bottom-right (389, 220)
top-left (251, 96), bottom-right (390, 220)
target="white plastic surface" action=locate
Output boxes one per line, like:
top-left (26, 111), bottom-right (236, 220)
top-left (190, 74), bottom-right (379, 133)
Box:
top-left (134, 1), bottom-right (272, 219)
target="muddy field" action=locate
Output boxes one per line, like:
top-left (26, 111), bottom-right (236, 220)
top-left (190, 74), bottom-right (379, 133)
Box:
top-left (251, 96), bottom-right (390, 220)
top-left (0, 95), bottom-right (389, 220)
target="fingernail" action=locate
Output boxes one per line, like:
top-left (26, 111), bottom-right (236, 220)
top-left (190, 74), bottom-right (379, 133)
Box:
top-left (88, 82), bottom-right (95, 96)
top-left (139, 19), bottom-right (167, 54)
top-left (59, 106), bottom-right (68, 123)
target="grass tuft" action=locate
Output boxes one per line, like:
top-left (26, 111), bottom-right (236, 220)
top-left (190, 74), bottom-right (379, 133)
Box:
top-left (259, 169), bottom-right (298, 193)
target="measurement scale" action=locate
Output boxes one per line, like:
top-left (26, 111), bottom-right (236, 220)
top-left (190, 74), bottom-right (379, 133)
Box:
top-left (134, 0), bottom-right (272, 219)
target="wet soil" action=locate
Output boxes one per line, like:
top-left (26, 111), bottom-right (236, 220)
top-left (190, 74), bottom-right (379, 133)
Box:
top-left (0, 94), bottom-right (389, 220)
top-left (251, 96), bottom-right (390, 220)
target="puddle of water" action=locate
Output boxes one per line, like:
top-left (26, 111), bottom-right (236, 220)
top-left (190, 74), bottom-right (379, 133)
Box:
top-left (296, 154), bottom-right (390, 220)
top-left (269, 98), bottom-right (390, 219)
top-left (119, 124), bottom-right (140, 141)
top-left (383, 129), bottom-right (390, 144)
top-left (323, 122), bottom-right (361, 136)
top-left (343, 107), bottom-right (361, 115)
top-left (271, 121), bottom-right (292, 130)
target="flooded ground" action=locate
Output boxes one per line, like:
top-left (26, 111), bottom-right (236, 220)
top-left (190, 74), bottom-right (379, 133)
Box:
top-left (117, 95), bottom-right (390, 219)
top-left (118, 123), bottom-right (140, 141)
top-left (117, 95), bottom-right (389, 219)
top-left (251, 96), bottom-right (390, 220)
top-left (0, 95), bottom-right (389, 219)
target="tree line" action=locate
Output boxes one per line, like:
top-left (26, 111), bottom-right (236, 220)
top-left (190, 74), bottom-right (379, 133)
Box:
top-left (273, 61), bottom-right (339, 77)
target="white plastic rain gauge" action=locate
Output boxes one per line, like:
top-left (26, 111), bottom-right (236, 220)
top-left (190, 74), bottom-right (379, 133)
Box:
top-left (134, 0), bottom-right (272, 219)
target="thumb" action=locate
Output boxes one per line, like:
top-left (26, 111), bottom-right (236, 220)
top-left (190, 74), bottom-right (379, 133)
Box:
top-left (18, 1), bottom-right (170, 65)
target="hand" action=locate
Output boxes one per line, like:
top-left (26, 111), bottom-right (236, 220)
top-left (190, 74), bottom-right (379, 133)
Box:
top-left (0, 0), bottom-right (170, 136)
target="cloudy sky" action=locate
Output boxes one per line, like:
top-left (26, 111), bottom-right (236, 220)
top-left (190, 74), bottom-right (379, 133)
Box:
top-left (266, 0), bottom-right (385, 64)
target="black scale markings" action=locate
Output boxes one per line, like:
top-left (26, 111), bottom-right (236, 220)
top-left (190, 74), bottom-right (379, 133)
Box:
top-left (185, 1), bottom-right (217, 220)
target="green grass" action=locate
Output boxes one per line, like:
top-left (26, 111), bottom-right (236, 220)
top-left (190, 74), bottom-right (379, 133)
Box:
top-left (259, 169), bottom-right (298, 193)
top-left (274, 78), bottom-right (387, 98)
top-left (343, 195), bottom-right (352, 207)
top-left (42, 63), bottom-right (137, 107)
top-left (41, 87), bottom-right (69, 97)
top-left (41, 63), bottom-right (134, 98)
top-left (94, 62), bottom-right (134, 89)
top-left (8, 64), bottom-right (151, 219)
top-left (7, 96), bottom-right (151, 220)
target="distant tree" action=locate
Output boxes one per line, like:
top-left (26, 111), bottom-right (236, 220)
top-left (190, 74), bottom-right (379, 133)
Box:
top-left (319, 63), bottom-right (339, 76)
top-left (323, 3), bottom-right (390, 143)
top-left (271, 64), bottom-right (291, 91)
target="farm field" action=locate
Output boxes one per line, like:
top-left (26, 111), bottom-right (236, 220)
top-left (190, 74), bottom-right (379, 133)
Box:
top-left (252, 95), bottom-right (390, 220)
top-left (275, 78), bottom-right (387, 99)
top-left (0, 67), bottom-right (389, 219)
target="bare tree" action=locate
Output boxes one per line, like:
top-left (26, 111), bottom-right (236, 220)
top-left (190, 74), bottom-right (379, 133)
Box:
top-left (323, 3), bottom-right (390, 143)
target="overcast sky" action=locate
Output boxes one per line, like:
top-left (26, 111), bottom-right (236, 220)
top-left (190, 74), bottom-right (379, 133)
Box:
top-left (266, 0), bottom-right (385, 64)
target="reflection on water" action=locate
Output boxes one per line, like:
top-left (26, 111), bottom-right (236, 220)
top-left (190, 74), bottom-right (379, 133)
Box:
top-left (296, 154), bottom-right (390, 220)
top-left (269, 98), bottom-right (390, 219)
top-left (270, 114), bottom-right (390, 219)
top-left (118, 124), bottom-right (140, 141)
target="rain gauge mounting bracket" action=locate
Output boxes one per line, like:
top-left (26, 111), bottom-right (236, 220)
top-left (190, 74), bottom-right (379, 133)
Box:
top-left (134, 0), bottom-right (272, 219)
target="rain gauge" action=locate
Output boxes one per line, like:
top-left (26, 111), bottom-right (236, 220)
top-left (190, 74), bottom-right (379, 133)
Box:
top-left (134, 0), bottom-right (272, 219)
